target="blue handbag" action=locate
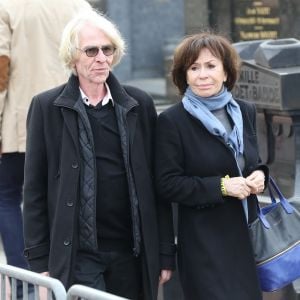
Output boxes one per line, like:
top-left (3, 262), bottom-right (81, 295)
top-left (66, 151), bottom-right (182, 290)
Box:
top-left (248, 176), bottom-right (300, 292)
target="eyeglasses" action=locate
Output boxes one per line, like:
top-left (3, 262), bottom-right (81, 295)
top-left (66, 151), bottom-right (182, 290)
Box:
top-left (77, 45), bottom-right (116, 57)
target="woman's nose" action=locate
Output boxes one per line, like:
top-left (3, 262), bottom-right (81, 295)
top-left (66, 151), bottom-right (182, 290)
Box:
top-left (198, 68), bottom-right (208, 78)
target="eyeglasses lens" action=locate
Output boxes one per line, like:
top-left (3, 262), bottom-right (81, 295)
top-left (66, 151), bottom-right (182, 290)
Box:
top-left (85, 47), bottom-right (99, 57)
top-left (102, 46), bottom-right (115, 56)
top-left (85, 46), bottom-right (115, 57)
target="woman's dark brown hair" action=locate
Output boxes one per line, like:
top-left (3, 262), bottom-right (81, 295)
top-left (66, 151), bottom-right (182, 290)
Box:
top-left (171, 32), bottom-right (241, 95)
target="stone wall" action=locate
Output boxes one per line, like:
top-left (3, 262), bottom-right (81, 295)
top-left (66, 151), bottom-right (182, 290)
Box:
top-left (89, 0), bottom-right (185, 81)
top-left (280, 0), bottom-right (300, 39)
top-left (185, 0), bottom-right (209, 34)
top-left (86, 0), bottom-right (300, 82)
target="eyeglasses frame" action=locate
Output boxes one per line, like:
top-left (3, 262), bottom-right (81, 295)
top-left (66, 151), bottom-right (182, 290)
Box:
top-left (76, 45), bottom-right (116, 57)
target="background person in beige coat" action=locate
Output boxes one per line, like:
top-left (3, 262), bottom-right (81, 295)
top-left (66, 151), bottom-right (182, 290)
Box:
top-left (0, 0), bottom-right (91, 297)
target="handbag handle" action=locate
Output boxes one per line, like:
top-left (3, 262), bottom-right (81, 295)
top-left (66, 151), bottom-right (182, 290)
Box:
top-left (269, 177), bottom-right (294, 214)
top-left (257, 176), bottom-right (294, 229)
top-left (268, 178), bottom-right (277, 204)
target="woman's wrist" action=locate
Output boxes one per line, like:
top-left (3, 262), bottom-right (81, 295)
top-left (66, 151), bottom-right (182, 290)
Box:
top-left (221, 175), bottom-right (230, 196)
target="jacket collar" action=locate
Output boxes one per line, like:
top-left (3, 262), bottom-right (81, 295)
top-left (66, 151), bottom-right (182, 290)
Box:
top-left (54, 74), bottom-right (81, 108)
top-left (106, 72), bottom-right (138, 112)
top-left (54, 72), bottom-right (138, 112)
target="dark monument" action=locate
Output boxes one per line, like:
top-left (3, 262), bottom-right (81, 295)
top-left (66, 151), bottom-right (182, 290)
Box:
top-left (233, 38), bottom-right (300, 299)
top-left (233, 38), bottom-right (300, 200)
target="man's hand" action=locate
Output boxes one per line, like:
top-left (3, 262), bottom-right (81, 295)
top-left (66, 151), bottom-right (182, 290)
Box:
top-left (159, 269), bottom-right (172, 285)
top-left (0, 55), bottom-right (10, 92)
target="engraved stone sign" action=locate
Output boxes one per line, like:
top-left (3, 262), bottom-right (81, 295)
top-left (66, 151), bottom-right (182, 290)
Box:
top-left (233, 61), bottom-right (300, 110)
top-left (234, 62), bottom-right (281, 108)
top-left (233, 0), bottom-right (280, 41)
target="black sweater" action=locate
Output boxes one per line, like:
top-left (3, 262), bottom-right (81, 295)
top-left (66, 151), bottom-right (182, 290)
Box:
top-left (86, 102), bottom-right (133, 252)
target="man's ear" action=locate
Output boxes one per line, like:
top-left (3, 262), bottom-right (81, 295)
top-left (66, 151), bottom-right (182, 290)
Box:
top-left (0, 55), bottom-right (10, 92)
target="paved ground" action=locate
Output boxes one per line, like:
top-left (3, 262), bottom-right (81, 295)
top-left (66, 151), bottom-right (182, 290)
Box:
top-left (124, 77), bottom-right (172, 115)
top-left (124, 77), bottom-right (166, 99)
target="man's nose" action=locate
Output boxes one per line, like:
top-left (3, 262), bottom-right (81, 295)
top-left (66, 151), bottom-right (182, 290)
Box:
top-left (95, 49), bottom-right (107, 62)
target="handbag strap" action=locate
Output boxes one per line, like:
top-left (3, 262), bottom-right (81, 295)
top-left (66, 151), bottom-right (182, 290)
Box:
top-left (257, 176), bottom-right (294, 229)
top-left (268, 178), bottom-right (276, 204)
top-left (269, 177), bottom-right (294, 214)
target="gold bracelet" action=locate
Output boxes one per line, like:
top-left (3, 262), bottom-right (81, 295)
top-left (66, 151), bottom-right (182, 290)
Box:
top-left (221, 175), bottom-right (230, 196)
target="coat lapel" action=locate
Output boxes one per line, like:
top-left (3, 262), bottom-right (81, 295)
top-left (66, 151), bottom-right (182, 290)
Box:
top-left (107, 72), bottom-right (139, 150)
top-left (53, 75), bottom-right (81, 156)
top-left (127, 111), bottom-right (137, 148)
top-left (61, 107), bottom-right (80, 157)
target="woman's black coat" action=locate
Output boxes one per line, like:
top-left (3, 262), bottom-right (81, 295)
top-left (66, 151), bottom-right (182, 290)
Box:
top-left (155, 100), bottom-right (265, 300)
top-left (23, 73), bottom-right (170, 300)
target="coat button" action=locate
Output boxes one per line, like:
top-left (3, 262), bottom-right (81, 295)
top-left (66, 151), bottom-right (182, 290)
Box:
top-left (63, 239), bottom-right (71, 246)
top-left (71, 162), bottom-right (78, 169)
top-left (66, 201), bottom-right (74, 207)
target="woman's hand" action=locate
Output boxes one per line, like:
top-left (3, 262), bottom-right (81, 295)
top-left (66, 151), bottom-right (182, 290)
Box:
top-left (224, 176), bottom-right (251, 199)
top-left (246, 170), bottom-right (265, 194)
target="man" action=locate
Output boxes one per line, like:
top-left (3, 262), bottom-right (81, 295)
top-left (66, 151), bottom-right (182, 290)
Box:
top-left (0, 0), bottom-right (91, 297)
top-left (23, 10), bottom-right (175, 300)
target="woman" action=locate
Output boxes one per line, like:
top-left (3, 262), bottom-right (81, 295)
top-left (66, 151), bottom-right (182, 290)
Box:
top-left (155, 32), bottom-right (268, 300)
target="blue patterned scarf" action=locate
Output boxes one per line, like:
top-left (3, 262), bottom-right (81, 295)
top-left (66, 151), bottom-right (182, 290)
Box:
top-left (182, 86), bottom-right (244, 156)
